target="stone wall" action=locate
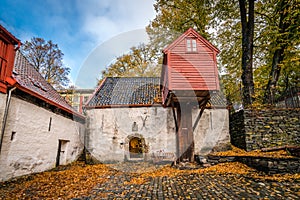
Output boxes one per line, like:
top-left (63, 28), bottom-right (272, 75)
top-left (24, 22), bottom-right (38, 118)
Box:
top-left (202, 155), bottom-right (300, 174)
top-left (230, 109), bottom-right (300, 151)
top-left (0, 97), bottom-right (85, 182)
top-left (229, 110), bottom-right (246, 149)
top-left (238, 157), bottom-right (300, 174)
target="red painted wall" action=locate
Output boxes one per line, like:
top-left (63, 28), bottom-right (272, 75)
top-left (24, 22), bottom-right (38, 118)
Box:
top-left (161, 29), bottom-right (220, 105)
top-left (0, 25), bottom-right (20, 93)
top-left (166, 34), bottom-right (219, 91)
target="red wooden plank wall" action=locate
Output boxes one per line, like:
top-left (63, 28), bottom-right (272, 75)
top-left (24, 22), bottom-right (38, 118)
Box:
top-left (167, 36), bottom-right (219, 91)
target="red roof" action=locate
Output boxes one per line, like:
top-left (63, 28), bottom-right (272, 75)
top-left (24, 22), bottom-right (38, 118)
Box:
top-left (0, 24), bottom-right (21, 45)
top-left (13, 51), bottom-right (84, 120)
top-left (163, 28), bottom-right (219, 54)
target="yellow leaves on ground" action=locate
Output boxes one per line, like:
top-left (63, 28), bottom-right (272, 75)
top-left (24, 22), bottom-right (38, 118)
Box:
top-left (211, 145), bottom-right (294, 158)
top-left (192, 162), bottom-right (256, 175)
top-left (0, 160), bottom-right (299, 199)
top-left (126, 162), bottom-right (300, 185)
top-left (124, 177), bottom-right (146, 185)
top-left (0, 162), bottom-right (112, 200)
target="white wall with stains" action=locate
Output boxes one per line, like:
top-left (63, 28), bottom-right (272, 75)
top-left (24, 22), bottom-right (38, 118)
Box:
top-left (0, 97), bottom-right (84, 182)
top-left (0, 93), bottom-right (6, 137)
top-left (86, 106), bottom-right (230, 163)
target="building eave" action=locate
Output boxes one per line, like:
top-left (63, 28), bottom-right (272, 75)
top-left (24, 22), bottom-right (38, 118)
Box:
top-left (85, 103), bottom-right (162, 109)
top-left (15, 83), bottom-right (85, 121)
top-left (0, 24), bottom-right (21, 45)
top-left (163, 28), bottom-right (220, 54)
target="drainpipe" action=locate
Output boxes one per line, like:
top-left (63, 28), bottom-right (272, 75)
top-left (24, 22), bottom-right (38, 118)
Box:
top-left (0, 87), bottom-right (16, 154)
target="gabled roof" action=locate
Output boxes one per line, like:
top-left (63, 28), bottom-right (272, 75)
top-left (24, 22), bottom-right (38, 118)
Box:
top-left (0, 24), bottom-right (21, 45)
top-left (86, 77), bottom-right (161, 108)
top-left (163, 28), bottom-right (219, 54)
top-left (13, 51), bottom-right (84, 119)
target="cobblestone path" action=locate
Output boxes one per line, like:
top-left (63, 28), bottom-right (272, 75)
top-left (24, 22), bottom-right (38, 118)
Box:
top-left (79, 171), bottom-right (299, 199)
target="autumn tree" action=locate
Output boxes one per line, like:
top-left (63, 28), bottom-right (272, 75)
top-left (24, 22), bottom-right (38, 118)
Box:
top-left (213, 0), bottom-right (243, 106)
top-left (263, 0), bottom-right (300, 104)
top-left (146, 0), bottom-right (212, 56)
top-left (21, 37), bottom-right (70, 89)
top-left (237, 0), bottom-right (255, 106)
top-left (101, 43), bottom-right (160, 79)
top-left (210, 0), bottom-right (299, 107)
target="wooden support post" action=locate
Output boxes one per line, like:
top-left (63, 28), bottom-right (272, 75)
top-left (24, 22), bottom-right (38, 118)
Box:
top-left (176, 102), bottom-right (194, 162)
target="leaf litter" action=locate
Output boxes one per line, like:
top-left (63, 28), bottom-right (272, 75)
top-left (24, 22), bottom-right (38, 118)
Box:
top-left (0, 147), bottom-right (299, 200)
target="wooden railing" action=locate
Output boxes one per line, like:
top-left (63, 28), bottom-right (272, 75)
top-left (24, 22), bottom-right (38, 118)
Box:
top-left (151, 150), bottom-right (175, 163)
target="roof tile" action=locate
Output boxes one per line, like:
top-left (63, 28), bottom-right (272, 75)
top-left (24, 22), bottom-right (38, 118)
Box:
top-left (13, 51), bottom-right (77, 113)
top-left (87, 77), bottom-right (226, 108)
top-left (87, 77), bottom-right (161, 107)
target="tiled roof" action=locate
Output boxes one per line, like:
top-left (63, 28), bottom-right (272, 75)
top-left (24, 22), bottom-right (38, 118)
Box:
top-left (86, 77), bottom-right (161, 107)
top-left (209, 91), bottom-right (227, 107)
top-left (13, 51), bottom-right (82, 117)
top-left (86, 77), bottom-right (226, 108)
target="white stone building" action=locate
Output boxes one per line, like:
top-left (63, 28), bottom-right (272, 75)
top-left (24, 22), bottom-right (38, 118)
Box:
top-left (0, 25), bottom-right (85, 181)
top-left (85, 28), bottom-right (230, 164)
top-left (85, 77), bottom-right (230, 163)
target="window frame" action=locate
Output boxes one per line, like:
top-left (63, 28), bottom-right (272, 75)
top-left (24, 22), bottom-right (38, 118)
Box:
top-left (186, 38), bottom-right (197, 53)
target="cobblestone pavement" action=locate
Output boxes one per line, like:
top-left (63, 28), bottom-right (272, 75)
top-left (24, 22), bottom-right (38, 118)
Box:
top-left (76, 164), bottom-right (300, 200)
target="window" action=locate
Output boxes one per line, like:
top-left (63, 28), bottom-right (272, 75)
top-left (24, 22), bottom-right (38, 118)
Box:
top-left (73, 95), bottom-right (79, 103)
top-left (48, 117), bottom-right (52, 131)
top-left (11, 131), bottom-right (16, 141)
top-left (186, 39), bottom-right (197, 52)
top-left (84, 96), bottom-right (89, 103)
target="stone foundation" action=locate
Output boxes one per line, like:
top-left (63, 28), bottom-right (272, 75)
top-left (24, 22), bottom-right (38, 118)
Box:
top-left (230, 108), bottom-right (300, 151)
top-left (198, 155), bottom-right (300, 174)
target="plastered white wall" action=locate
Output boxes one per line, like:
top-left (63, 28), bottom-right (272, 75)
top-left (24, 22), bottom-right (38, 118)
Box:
top-left (86, 106), bottom-right (176, 162)
top-left (86, 106), bottom-right (230, 163)
top-left (0, 97), bottom-right (84, 182)
top-left (0, 93), bottom-right (6, 135)
top-left (193, 108), bottom-right (230, 155)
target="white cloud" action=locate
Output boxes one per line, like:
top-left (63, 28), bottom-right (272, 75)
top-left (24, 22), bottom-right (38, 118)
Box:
top-left (78, 0), bottom-right (155, 43)
top-left (3, 0), bottom-right (156, 88)
top-left (67, 0), bottom-right (156, 88)
top-left (75, 29), bottom-right (149, 88)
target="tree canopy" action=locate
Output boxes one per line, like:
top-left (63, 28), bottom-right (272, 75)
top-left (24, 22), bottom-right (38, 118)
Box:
top-left (101, 43), bottom-right (161, 79)
top-left (21, 37), bottom-right (70, 89)
top-left (101, 0), bottom-right (300, 109)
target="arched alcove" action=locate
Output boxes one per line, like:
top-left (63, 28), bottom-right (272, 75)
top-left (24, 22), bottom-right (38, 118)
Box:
top-left (124, 134), bottom-right (146, 161)
top-left (129, 137), bottom-right (143, 158)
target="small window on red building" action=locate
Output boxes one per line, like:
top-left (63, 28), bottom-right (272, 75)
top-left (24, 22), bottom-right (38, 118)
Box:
top-left (186, 39), bottom-right (197, 52)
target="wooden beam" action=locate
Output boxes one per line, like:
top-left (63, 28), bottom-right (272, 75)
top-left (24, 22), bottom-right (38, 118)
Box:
top-left (193, 98), bottom-right (209, 131)
top-left (171, 102), bottom-right (179, 132)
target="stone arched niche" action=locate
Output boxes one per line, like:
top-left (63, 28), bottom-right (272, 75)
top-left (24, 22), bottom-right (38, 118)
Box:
top-left (124, 134), bottom-right (146, 161)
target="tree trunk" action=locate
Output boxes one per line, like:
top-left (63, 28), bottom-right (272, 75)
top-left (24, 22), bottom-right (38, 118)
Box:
top-left (264, 0), bottom-right (290, 104)
top-left (239, 0), bottom-right (255, 107)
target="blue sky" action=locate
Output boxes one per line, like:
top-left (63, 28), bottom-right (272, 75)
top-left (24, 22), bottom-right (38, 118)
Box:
top-left (0, 0), bottom-right (156, 88)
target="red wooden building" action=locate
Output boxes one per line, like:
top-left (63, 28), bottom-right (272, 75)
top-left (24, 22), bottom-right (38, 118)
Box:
top-left (0, 25), bottom-right (21, 93)
top-left (161, 28), bottom-right (220, 162)
top-left (161, 27), bottom-right (220, 107)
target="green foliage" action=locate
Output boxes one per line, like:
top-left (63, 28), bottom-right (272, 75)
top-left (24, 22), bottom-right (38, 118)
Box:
top-left (256, 0), bottom-right (300, 103)
top-left (215, 0), bottom-right (300, 106)
top-left (101, 43), bottom-right (161, 80)
top-left (21, 37), bottom-right (70, 89)
top-left (147, 0), bottom-right (213, 56)
top-left (101, 0), bottom-right (300, 108)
